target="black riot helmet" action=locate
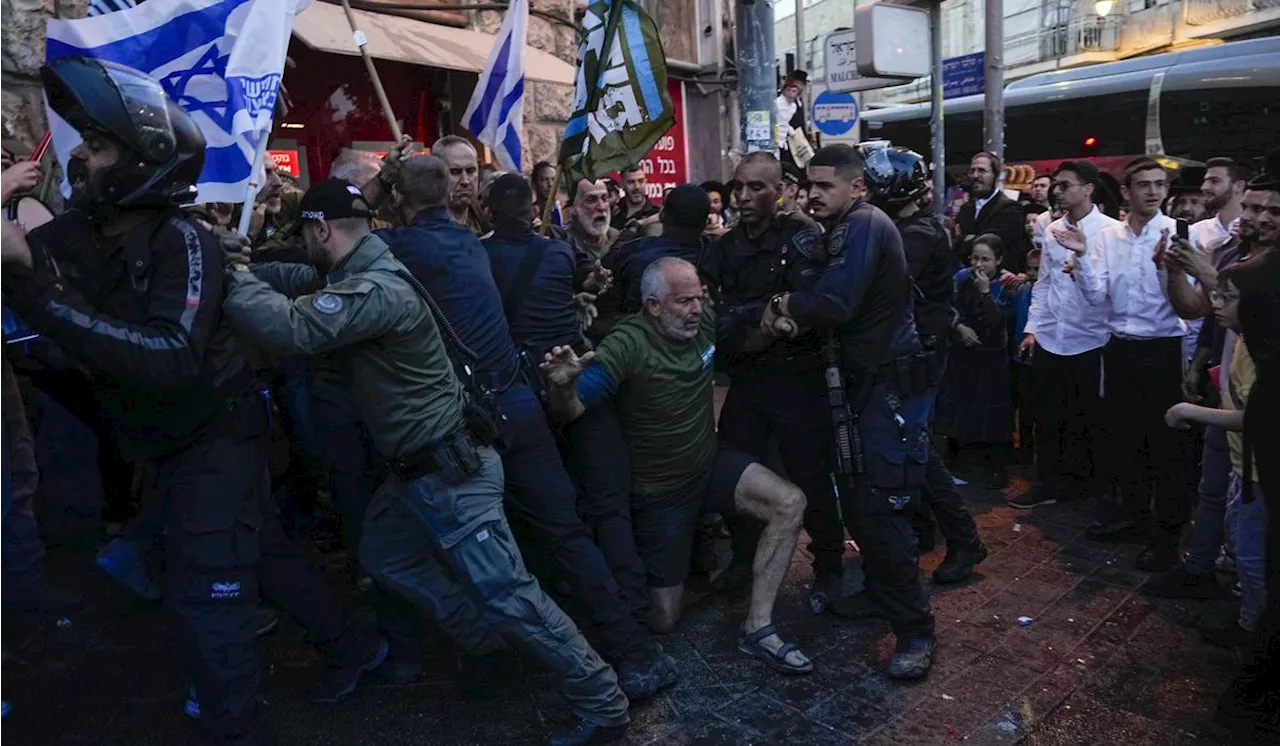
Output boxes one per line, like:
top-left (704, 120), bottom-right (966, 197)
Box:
top-left (859, 141), bottom-right (930, 212)
top-left (41, 56), bottom-right (205, 210)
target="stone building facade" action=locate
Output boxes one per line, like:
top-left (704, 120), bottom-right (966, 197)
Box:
top-left (2, 0), bottom-right (90, 154)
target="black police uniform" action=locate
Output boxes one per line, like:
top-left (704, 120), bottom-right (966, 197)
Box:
top-left (483, 224), bottom-right (650, 629)
top-left (2, 209), bottom-right (381, 743)
top-left (897, 213), bottom-right (984, 555)
top-left (593, 229), bottom-right (705, 337)
top-left (784, 200), bottom-right (935, 644)
top-left (701, 212), bottom-right (845, 581)
top-left (381, 210), bottom-right (660, 673)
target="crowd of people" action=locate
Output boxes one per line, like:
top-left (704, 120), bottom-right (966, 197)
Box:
top-left (2, 55), bottom-right (1278, 746)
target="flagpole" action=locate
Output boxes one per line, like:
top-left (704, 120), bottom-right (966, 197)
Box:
top-left (339, 0), bottom-right (404, 142)
top-left (236, 130), bottom-right (272, 235)
top-left (537, 170), bottom-right (561, 236)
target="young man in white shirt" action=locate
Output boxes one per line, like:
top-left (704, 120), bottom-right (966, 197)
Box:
top-left (1055, 157), bottom-right (1201, 572)
top-left (1182, 157), bottom-right (1251, 365)
top-left (1010, 161), bottom-right (1119, 509)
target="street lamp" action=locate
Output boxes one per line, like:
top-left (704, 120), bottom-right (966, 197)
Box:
top-left (1094, 0), bottom-right (1115, 17)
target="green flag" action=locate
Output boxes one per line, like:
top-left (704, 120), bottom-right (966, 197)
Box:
top-left (558, 0), bottom-right (675, 182)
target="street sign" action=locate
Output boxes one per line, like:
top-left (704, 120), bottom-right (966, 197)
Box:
top-left (824, 29), bottom-right (907, 93)
top-left (942, 52), bottom-right (985, 99)
top-left (854, 3), bottom-right (930, 79)
top-left (812, 90), bottom-right (859, 137)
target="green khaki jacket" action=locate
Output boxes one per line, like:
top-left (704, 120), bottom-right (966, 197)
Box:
top-left (223, 233), bottom-right (465, 460)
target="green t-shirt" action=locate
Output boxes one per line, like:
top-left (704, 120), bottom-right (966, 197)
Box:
top-left (592, 309), bottom-right (718, 496)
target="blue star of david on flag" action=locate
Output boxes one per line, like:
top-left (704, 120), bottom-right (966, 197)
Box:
top-left (46, 0), bottom-right (312, 203)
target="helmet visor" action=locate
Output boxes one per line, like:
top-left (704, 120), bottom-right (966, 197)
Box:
top-left (861, 144), bottom-right (896, 187)
top-left (100, 61), bottom-right (177, 164)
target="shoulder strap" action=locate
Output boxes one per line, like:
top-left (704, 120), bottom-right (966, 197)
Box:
top-left (391, 267), bottom-right (479, 370)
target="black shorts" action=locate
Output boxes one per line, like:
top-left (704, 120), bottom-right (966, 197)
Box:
top-left (631, 449), bottom-right (755, 588)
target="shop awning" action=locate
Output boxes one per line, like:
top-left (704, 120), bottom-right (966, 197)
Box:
top-left (291, 2), bottom-right (576, 86)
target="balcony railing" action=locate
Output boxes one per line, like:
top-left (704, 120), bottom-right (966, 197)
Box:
top-left (1005, 16), bottom-right (1122, 66)
top-left (1185, 0), bottom-right (1278, 24)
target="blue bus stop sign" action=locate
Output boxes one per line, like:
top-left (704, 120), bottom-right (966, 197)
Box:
top-left (812, 90), bottom-right (859, 137)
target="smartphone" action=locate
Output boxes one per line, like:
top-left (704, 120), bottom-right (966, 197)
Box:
top-left (1176, 219), bottom-right (1189, 242)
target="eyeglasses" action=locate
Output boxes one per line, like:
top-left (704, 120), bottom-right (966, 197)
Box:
top-left (1053, 181), bottom-right (1082, 191)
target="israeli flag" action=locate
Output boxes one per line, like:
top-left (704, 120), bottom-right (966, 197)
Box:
top-left (461, 0), bottom-right (527, 173)
top-left (46, 0), bottom-right (311, 204)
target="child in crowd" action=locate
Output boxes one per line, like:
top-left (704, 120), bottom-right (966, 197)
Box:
top-left (1011, 248), bottom-right (1040, 462)
top-left (1165, 266), bottom-right (1266, 644)
top-left (935, 234), bottom-right (1017, 489)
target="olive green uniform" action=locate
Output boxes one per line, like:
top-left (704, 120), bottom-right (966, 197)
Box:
top-left (222, 234), bottom-right (629, 727)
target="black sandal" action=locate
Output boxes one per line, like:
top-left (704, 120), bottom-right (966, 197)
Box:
top-left (738, 624), bottom-right (813, 675)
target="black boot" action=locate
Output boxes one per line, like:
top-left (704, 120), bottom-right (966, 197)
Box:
top-left (932, 542), bottom-right (989, 584)
top-left (888, 636), bottom-right (936, 680)
top-left (548, 719), bottom-right (628, 746)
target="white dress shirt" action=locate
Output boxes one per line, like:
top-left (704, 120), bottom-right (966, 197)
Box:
top-left (1023, 206), bottom-right (1120, 356)
top-left (1182, 213), bottom-right (1238, 363)
top-left (774, 95), bottom-right (799, 149)
top-left (1076, 211), bottom-right (1189, 340)
top-left (1189, 213), bottom-right (1238, 250)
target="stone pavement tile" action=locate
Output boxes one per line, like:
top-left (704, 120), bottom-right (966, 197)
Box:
top-left (1091, 558), bottom-right (1155, 590)
top-left (864, 700), bottom-right (984, 746)
top-left (938, 619), bottom-right (1002, 656)
top-left (1035, 577), bottom-right (1133, 630)
top-left (968, 554), bottom-right (1041, 593)
top-left (655, 715), bottom-right (758, 745)
top-left (1020, 691), bottom-right (1176, 745)
top-left (712, 692), bottom-right (852, 745)
top-left (803, 685), bottom-right (893, 739)
top-left (1085, 594), bottom-right (1156, 650)
top-left (936, 652), bottom-right (1039, 714)
top-left (929, 580), bottom-right (1002, 622)
top-left (991, 623), bottom-right (1085, 674)
top-left (1004, 533), bottom-right (1068, 562)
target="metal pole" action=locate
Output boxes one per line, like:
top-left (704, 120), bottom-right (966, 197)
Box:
top-left (236, 131), bottom-right (272, 235)
top-left (983, 0), bottom-right (1004, 162)
top-left (929, 2), bottom-right (946, 217)
top-left (735, 0), bottom-right (776, 154)
top-left (795, 0), bottom-right (807, 114)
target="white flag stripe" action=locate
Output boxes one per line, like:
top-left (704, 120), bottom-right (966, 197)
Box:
top-left (461, 0), bottom-right (527, 173)
top-left (46, 0), bottom-right (311, 203)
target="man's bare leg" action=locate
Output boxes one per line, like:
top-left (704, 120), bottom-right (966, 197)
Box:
top-left (733, 463), bottom-right (808, 668)
top-left (648, 586), bottom-right (684, 634)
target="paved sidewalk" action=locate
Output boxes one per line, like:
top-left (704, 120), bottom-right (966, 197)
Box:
top-left (0, 473), bottom-right (1254, 745)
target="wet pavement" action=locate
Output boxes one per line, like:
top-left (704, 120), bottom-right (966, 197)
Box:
top-left (4, 468), bottom-right (1260, 746)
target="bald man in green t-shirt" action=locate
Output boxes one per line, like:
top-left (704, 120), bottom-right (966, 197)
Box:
top-left (541, 257), bottom-right (814, 676)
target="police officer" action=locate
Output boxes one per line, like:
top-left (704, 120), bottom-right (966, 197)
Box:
top-left (761, 144), bottom-right (936, 679)
top-left (481, 174), bottom-right (649, 633)
top-left (0, 58), bottom-right (386, 743)
top-left (594, 184), bottom-right (711, 338)
top-left (861, 144), bottom-right (988, 585)
top-left (700, 152), bottom-right (845, 605)
top-left (220, 175), bottom-right (630, 746)
top-left (377, 157), bottom-right (677, 701)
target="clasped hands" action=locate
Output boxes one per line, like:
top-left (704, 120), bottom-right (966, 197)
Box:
top-left (759, 293), bottom-right (802, 340)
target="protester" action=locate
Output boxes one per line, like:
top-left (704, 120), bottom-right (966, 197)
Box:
top-left (935, 234), bottom-right (1017, 489)
top-left (611, 165), bottom-right (659, 232)
top-left (432, 135), bottom-right (489, 234)
top-left (954, 152), bottom-right (1033, 272)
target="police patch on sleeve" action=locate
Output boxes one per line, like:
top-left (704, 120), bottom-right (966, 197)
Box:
top-left (312, 293), bottom-right (344, 315)
top-left (826, 223), bottom-right (848, 256)
top-left (792, 228), bottom-right (821, 260)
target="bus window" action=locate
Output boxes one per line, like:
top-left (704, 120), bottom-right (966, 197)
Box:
top-left (1160, 87), bottom-right (1280, 164)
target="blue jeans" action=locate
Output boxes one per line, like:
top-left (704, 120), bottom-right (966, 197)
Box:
top-left (1226, 472), bottom-right (1268, 631)
top-left (1184, 425), bottom-right (1231, 577)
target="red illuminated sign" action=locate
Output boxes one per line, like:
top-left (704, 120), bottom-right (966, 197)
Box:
top-left (268, 150), bottom-right (300, 178)
top-left (636, 80), bottom-right (689, 202)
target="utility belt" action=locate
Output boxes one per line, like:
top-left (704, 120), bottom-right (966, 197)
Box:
top-left (388, 427), bottom-right (484, 486)
top-left (849, 348), bottom-right (945, 400)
